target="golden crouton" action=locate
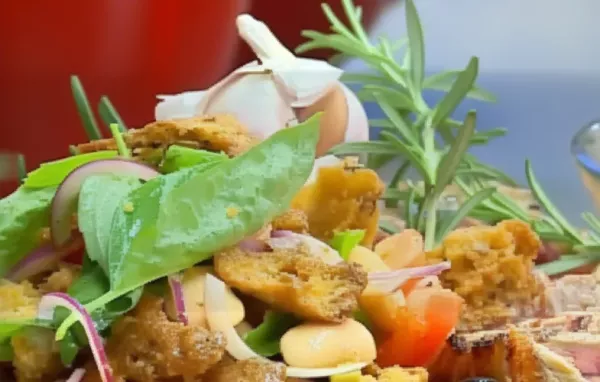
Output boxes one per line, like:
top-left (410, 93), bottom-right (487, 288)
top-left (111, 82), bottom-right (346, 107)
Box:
top-left (76, 114), bottom-right (259, 158)
top-left (214, 247), bottom-right (368, 323)
top-left (202, 357), bottom-right (286, 382)
top-left (272, 209), bottom-right (309, 234)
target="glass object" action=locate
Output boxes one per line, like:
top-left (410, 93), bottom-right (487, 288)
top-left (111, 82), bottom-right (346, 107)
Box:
top-left (572, 120), bottom-right (600, 211)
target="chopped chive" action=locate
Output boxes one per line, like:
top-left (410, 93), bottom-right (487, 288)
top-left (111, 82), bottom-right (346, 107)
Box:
top-left (17, 154), bottom-right (26, 184)
top-left (68, 145), bottom-right (80, 156)
top-left (98, 96), bottom-right (127, 132)
top-left (109, 123), bottom-right (131, 158)
top-left (71, 75), bottom-right (103, 141)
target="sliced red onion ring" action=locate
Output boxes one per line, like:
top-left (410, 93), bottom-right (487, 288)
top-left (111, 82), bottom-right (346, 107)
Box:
top-left (368, 261), bottom-right (451, 293)
top-left (270, 230), bottom-right (294, 238)
top-left (238, 237), bottom-right (270, 252)
top-left (268, 232), bottom-right (342, 264)
top-left (65, 368), bottom-right (86, 382)
top-left (167, 274), bottom-right (188, 325)
top-left (6, 236), bottom-right (84, 282)
top-left (51, 159), bottom-right (159, 248)
top-left (37, 293), bottom-right (114, 382)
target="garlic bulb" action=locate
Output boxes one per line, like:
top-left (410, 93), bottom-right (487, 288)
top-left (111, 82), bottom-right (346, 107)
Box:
top-left (154, 14), bottom-right (369, 155)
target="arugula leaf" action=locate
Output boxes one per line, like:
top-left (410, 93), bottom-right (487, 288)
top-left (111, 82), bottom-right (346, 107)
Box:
top-left (78, 175), bottom-right (141, 274)
top-left (24, 151), bottom-right (118, 189)
top-left (243, 311), bottom-right (300, 356)
top-left (330, 230), bottom-right (365, 261)
top-left (0, 187), bottom-right (55, 276)
top-left (106, 115), bottom-right (320, 293)
top-left (161, 145), bottom-right (228, 173)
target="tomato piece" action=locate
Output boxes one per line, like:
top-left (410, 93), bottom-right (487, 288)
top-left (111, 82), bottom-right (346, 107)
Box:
top-left (60, 236), bottom-right (85, 265)
top-left (376, 289), bottom-right (463, 368)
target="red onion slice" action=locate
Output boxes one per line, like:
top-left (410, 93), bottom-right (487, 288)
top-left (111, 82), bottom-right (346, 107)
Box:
top-left (268, 232), bottom-right (342, 264)
top-left (6, 236), bottom-right (84, 282)
top-left (65, 368), bottom-right (86, 382)
top-left (167, 274), bottom-right (188, 325)
top-left (51, 159), bottom-right (159, 248)
top-left (37, 293), bottom-right (114, 382)
top-left (238, 237), bottom-right (270, 252)
top-left (368, 261), bottom-right (451, 293)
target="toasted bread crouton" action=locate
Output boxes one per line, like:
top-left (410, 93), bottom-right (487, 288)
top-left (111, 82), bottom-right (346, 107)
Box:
top-left (202, 357), bottom-right (286, 382)
top-left (214, 247), bottom-right (367, 322)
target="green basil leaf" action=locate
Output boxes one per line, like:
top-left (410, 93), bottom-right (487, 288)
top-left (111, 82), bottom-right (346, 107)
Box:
top-left (78, 175), bottom-right (142, 274)
top-left (430, 57), bottom-right (479, 128)
top-left (330, 230), bottom-right (365, 261)
top-left (161, 146), bottom-right (228, 173)
top-left (433, 110), bottom-right (477, 196)
top-left (329, 141), bottom-right (398, 156)
top-left (526, 160), bottom-right (585, 244)
top-left (106, 114), bottom-right (321, 293)
top-left (24, 151), bottom-right (119, 189)
top-left (404, 0), bottom-right (425, 91)
top-left (243, 311), bottom-right (300, 357)
top-left (423, 70), bottom-right (497, 102)
top-left (71, 75), bottom-right (103, 141)
top-left (98, 96), bottom-right (127, 132)
top-left (0, 187), bottom-right (55, 276)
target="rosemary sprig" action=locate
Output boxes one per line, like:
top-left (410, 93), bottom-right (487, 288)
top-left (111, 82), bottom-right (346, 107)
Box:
top-left (303, 0), bottom-right (503, 250)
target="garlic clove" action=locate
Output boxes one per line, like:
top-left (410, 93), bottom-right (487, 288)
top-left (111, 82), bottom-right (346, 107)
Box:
top-left (236, 14), bottom-right (295, 65)
top-left (155, 91), bottom-right (206, 121)
top-left (340, 83), bottom-right (369, 143)
top-left (276, 58), bottom-right (343, 108)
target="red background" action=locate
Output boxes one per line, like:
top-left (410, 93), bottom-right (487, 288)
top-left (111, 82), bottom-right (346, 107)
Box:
top-left (0, 0), bottom-right (391, 195)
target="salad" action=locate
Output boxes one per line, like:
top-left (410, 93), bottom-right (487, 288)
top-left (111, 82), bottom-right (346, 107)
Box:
top-left (1, 0), bottom-right (600, 381)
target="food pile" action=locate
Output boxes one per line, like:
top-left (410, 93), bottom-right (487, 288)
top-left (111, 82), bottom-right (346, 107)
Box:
top-left (2, 0), bottom-right (600, 381)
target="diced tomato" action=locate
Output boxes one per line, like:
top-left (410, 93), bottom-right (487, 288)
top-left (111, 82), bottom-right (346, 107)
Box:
top-left (376, 289), bottom-right (463, 368)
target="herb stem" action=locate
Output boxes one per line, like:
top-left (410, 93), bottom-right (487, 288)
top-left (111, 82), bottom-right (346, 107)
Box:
top-left (109, 123), bottom-right (131, 158)
top-left (423, 196), bottom-right (438, 251)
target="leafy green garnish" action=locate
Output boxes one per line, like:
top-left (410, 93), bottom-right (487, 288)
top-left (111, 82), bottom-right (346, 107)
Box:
top-left (0, 318), bottom-right (55, 361)
top-left (56, 114), bottom-right (321, 338)
top-left (109, 123), bottom-right (130, 158)
top-left (0, 187), bottom-right (55, 276)
top-left (24, 151), bottom-right (118, 189)
top-left (71, 75), bottom-right (103, 141)
top-left (161, 145), bottom-right (229, 173)
top-left (243, 311), bottom-right (300, 356)
top-left (98, 96), bottom-right (127, 132)
top-left (329, 230), bottom-right (365, 260)
top-left (78, 175), bottom-right (142, 274)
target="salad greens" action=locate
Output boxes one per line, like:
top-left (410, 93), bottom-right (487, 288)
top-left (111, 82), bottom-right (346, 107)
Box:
top-left (78, 175), bottom-right (142, 275)
top-left (243, 311), bottom-right (300, 357)
top-left (330, 229), bottom-right (365, 260)
top-left (24, 151), bottom-right (118, 189)
top-left (161, 145), bottom-right (228, 173)
top-left (0, 187), bottom-right (55, 276)
top-left (56, 114), bottom-right (322, 338)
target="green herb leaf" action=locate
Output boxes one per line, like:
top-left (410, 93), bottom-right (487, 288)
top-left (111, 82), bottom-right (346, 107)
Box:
top-left (433, 111), bottom-right (477, 196)
top-left (582, 212), bottom-right (600, 236)
top-left (243, 311), bottom-right (300, 356)
top-left (435, 187), bottom-right (495, 244)
top-left (526, 160), bottom-right (584, 244)
top-left (379, 219), bottom-right (401, 234)
top-left (24, 151), bottom-right (118, 189)
top-left (107, 114), bottom-right (321, 294)
top-left (78, 175), bottom-right (142, 274)
top-left (161, 146), bottom-right (228, 173)
top-left (372, 92), bottom-right (418, 145)
top-left (59, 330), bottom-right (80, 366)
top-left (0, 340), bottom-right (12, 361)
top-left (430, 57), bottom-right (479, 128)
top-left (380, 132), bottom-right (431, 184)
top-left (423, 70), bottom-right (497, 102)
top-left (536, 253), bottom-right (600, 276)
top-left (341, 73), bottom-right (393, 86)
top-left (0, 187), bottom-right (55, 276)
top-left (358, 86), bottom-right (415, 111)
top-left (404, 187), bottom-right (417, 228)
top-left (98, 96), bottom-right (127, 132)
top-left (109, 124), bottom-right (130, 158)
top-left (404, 0), bottom-right (425, 91)
top-left (330, 230), bottom-right (365, 260)
top-left (71, 75), bottom-right (103, 141)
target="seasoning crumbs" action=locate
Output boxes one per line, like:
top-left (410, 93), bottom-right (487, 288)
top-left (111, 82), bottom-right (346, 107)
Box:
top-left (226, 206), bottom-right (239, 218)
top-left (123, 201), bottom-right (134, 213)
